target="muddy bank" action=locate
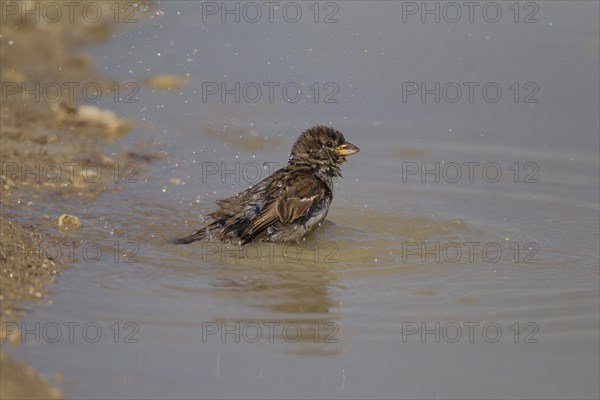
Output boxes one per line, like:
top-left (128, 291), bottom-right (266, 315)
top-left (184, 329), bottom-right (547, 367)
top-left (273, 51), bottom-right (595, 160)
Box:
top-left (1, 2), bottom-right (149, 398)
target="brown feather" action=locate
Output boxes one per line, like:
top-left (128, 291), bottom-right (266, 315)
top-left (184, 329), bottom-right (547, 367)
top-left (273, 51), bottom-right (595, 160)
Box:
top-left (241, 174), bottom-right (328, 238)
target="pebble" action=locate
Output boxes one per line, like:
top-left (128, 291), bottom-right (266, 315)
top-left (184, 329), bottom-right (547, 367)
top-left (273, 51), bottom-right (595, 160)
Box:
top-left (57, 214), bottom-right (81, 232)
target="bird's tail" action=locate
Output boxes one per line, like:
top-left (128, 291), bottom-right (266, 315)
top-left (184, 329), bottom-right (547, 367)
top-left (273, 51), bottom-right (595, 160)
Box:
top-left (170, 227), bottom-right (209, 245)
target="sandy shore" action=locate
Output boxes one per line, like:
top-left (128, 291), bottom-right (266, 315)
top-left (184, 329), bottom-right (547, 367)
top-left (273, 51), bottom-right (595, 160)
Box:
top-left (1, 2), bottom-right (147, 398)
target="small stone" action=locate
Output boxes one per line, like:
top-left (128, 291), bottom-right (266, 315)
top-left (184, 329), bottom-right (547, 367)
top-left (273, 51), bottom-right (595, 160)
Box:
top-left (146, 74), bottom-right (186, 90)
top-left (57, 214), bottom-right (81, 232)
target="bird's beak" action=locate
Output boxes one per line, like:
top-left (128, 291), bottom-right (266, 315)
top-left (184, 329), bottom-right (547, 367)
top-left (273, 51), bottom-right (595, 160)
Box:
top-left (335, 142), bottom-right (360, 156)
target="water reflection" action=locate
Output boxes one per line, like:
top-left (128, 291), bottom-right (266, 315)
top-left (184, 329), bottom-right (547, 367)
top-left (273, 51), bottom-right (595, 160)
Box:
top-left (157, 209), bottom-right (480, 356)
top-left (196, 240), bottom-right (343, 355)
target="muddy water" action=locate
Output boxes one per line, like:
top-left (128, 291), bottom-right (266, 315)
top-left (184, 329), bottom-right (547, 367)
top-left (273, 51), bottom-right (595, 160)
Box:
top-left (9, 1), bottom-right (599, 398)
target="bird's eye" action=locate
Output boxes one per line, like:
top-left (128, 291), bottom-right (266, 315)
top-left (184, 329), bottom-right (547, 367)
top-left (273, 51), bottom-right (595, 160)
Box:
top-left (326, 141), bottom-right (333, 147)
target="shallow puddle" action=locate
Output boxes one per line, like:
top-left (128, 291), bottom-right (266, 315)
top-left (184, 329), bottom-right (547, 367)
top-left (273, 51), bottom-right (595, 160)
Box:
top-left (7, 1), bottom-right (599, 398)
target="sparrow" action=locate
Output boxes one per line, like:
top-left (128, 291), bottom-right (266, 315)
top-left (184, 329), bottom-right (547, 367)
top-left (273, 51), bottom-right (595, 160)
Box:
top-left (172, 125), bottom-right (359, 245)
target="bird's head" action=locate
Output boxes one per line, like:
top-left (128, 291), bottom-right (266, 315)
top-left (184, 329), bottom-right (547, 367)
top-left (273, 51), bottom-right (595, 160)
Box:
top-left (289, 126), bottom-right (359, 177)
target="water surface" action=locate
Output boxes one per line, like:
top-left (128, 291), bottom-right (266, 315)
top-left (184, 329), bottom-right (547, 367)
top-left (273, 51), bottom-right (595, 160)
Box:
top-left (10, 1), bottom-right (599, 398)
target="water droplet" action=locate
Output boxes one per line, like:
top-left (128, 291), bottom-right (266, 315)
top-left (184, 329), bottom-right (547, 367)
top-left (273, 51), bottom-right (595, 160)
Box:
top-left (277, 181), bottom-right (283, 188)
top-left (267, 227), bottom-right (274, 235)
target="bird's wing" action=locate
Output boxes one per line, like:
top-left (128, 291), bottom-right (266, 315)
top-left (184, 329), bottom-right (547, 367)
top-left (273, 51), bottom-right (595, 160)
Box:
top-left (241, 174), bottom-right (329, 238)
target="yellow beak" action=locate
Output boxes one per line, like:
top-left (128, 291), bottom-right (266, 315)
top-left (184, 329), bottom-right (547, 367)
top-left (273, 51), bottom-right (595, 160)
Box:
top-left (335, 142), bottom-right (360, 156)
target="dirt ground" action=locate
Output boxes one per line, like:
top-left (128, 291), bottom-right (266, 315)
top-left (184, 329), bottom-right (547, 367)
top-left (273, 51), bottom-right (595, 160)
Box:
top-left (1, 2), bottom-right (149, 398)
